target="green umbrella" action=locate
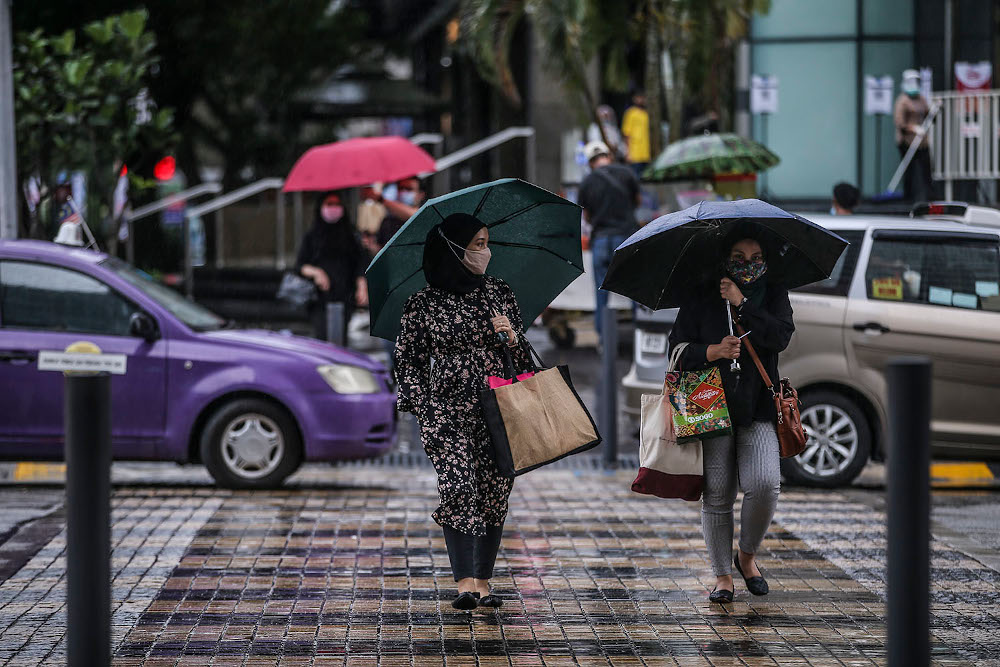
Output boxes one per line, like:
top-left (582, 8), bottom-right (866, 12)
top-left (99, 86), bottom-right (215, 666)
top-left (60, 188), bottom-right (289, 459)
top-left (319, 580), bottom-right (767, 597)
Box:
top-left (366, 178), bottom-right (583, 341)
top-left (643, 132), bottom-right (780, 182)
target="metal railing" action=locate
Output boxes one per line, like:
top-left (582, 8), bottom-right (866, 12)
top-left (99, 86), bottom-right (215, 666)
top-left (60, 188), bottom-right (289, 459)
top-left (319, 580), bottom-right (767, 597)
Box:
top-left (183, 177), bottom-right (286, 296)
top-left (930, 89), bottom-right (1000, 199)
top-left (124, 183), bottom-right (222, 265)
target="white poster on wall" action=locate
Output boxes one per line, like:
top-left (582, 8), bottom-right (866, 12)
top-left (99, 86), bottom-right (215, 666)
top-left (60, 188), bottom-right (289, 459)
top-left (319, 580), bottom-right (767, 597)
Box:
top-left (864, 75), bottom-right (894, 115)
top-left (751, 74), bottom-right (779, 114)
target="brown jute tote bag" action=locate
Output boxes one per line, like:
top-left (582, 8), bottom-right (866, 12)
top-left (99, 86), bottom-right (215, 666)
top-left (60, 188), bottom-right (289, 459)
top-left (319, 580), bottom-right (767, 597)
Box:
top-left (481, 340), bottom-right (602, 477)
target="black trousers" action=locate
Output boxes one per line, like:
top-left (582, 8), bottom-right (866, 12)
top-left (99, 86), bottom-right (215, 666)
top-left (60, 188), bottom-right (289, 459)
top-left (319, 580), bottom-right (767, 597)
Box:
top-left (442, 524), bottom-right (504, 581)
top-left (898, 145), bottom-right (933, 203)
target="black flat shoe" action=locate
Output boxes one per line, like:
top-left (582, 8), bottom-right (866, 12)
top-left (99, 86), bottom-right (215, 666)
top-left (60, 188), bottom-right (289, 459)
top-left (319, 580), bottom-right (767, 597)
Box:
top-left (479, 594), bottom-right (503, 608)
top-left (709, 587), bottom-right (734, 603)
top-left (734, 552), bottom-right (769, 596)
top-left (451, 591), bottom-right (480, 610)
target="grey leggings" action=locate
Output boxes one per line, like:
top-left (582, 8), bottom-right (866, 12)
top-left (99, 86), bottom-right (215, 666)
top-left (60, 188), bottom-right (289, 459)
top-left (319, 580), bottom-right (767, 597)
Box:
top-left (701, 421), bottom-right (781, 576)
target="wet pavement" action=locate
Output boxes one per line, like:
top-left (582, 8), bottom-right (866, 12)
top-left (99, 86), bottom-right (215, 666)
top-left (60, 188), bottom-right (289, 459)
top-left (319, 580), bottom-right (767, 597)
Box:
top-left (1, 465), bottom-right (999, 665)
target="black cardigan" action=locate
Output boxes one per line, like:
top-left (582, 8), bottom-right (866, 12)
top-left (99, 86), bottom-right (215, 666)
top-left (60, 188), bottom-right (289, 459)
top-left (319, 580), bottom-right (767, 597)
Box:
top-left (667, 283), bottom-right (794, 427)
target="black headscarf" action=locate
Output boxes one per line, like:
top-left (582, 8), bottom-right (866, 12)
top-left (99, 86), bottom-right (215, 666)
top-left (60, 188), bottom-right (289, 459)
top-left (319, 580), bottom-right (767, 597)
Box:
top-left (423, 213), bottom-right (487, 294)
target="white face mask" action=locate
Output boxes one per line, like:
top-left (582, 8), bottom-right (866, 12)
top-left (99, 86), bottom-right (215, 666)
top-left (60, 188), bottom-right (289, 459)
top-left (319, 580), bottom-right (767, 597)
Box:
top-left (442, 231), bottom-right (491, 275)
top-left (399, 189), bottom-right (418, 206)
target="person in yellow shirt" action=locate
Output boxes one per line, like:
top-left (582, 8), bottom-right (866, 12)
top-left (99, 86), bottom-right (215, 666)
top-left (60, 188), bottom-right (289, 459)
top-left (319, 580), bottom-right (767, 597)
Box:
top-left (621, 90), bottom-right (651, 178)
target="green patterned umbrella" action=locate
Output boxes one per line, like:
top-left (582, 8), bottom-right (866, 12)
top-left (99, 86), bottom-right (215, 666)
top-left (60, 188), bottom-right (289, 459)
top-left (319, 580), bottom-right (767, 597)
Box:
top-left (643, 133), bottom-right (780, 182)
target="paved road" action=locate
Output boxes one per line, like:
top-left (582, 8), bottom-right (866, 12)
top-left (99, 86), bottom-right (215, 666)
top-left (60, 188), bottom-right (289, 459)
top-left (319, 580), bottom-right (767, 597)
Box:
top-left (0, 465), bottom-right (998, 664)
top-left (2, 323), bottom-right (999, 663)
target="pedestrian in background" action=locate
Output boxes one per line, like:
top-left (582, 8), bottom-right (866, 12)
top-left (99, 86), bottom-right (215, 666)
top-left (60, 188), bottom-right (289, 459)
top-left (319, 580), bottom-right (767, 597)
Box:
top-left (295, 191), bottom-right (368, 343)
top-left (587, 105), bottom-right (626, 162)
top-left (894, 69), bottom-right (933, 203)
top-left (831, 182), bottom-right (859, 215)
top-left (622, 90), bottom-right (651, 178)
top-left (667, 228), bottom-right (794, 603)
top-left (394, 213), bottom-right (530, 610)
top-left (578, 141), bottom-right (639, 338)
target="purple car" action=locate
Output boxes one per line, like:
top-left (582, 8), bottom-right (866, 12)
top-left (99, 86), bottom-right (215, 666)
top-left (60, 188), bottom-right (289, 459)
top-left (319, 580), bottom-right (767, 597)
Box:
top-left (0, 240), bottom-right (396, 488)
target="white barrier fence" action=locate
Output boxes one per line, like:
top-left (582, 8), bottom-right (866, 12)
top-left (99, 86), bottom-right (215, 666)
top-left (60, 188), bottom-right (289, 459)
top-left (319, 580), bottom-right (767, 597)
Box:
top-left (930, 90), bottom-right (1000, 197)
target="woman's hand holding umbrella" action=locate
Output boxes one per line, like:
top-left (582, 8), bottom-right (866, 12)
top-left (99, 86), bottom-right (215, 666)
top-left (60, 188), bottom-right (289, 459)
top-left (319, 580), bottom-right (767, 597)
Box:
top-left (490, 313), bottom-right (516, 346)
top-left (719, 278), bottom-right (744, 307)
top-left (708, 336), bottom-right (741, 362)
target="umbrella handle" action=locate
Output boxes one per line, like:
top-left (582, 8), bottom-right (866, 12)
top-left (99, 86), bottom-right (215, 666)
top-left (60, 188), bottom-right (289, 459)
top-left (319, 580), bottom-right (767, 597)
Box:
top-left (725, 299), bottom-right (740, 373)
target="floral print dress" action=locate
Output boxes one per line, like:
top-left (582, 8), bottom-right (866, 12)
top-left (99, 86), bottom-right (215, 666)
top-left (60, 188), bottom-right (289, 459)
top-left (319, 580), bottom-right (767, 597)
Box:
top-left (394, 276), bottom-right (531, 536)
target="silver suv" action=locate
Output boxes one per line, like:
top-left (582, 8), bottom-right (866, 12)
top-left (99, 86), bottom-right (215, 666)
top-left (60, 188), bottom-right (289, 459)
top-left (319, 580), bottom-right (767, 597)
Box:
top-left (623, 203), bottom-right (1000, 487)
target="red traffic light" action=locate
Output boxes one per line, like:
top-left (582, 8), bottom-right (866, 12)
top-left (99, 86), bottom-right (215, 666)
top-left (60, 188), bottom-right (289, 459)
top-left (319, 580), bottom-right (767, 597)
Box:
top-left (154, 156), bottom-right (176, 181)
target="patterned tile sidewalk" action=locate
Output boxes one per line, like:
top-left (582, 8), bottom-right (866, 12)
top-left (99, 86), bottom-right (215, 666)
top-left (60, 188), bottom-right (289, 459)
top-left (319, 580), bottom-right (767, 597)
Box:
top-left (1, 468), bottom-right (998, 666)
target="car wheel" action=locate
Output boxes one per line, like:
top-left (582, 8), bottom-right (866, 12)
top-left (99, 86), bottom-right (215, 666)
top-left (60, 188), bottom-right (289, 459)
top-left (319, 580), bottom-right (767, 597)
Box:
top-left (780, 390), bottom-right (871, 488)
top-left (548, 323), bottom-right (576, 349)
top-left (200, 398), bottom-right (302, 489)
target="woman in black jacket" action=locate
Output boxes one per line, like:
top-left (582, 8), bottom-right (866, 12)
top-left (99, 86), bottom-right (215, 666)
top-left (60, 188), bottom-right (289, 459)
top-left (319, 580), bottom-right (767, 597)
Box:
top-left (295, 191), bottom-right (369, 342)
top-left (667, 229), bottom-right (794, 603)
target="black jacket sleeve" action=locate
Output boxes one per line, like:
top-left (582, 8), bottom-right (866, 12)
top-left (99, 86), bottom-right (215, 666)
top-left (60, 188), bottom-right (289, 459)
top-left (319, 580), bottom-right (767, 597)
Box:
top-left (667, 302), bottom-right (711, 371)
top-left (738, 288), bottom-right (794, 354)
top-left (295, 231), bottom-right (315, 273)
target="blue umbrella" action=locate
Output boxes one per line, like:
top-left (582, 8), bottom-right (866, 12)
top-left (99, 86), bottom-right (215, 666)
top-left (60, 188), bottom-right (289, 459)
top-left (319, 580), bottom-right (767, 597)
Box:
top-left (602, 199), bottom-right (848, 310)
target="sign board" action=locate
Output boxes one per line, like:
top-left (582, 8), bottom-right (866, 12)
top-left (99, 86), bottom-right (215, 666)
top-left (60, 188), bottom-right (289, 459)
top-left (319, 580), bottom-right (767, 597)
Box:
top-left (38, 351), bottom-right (127, 375)
top-left (751, 74), bottom-right (779, 114)
top-left (956, 61), bottom-right (992, 92)
top-left (864, 75), bottom-right (894, 115)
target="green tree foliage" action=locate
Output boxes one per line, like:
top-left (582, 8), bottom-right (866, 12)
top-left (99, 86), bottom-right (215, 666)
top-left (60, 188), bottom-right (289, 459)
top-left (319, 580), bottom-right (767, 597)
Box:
top-left (460, 0), bottom-right (769, 150)
top-left (13, 9), bottom-right (174, 244)
top-left (14, 1), bottom-right (369, 191)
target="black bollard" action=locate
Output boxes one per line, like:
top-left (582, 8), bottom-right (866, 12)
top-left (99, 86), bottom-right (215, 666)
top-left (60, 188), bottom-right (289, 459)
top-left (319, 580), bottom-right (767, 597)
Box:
top-left (326, 301), bottom-right (345, 347)
top-left (887, 356), bottom-right (931, 667)
top-left (65, 373), bottom-right (112, 666)
top-left (600, 303), bottom-right (618, 466)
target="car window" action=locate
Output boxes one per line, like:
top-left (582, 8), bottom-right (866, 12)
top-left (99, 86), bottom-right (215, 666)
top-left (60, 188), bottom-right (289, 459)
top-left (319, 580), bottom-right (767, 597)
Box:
top-left (101, 257), bottom-right (225, 331)
top-left (794, 230), bottom-right (864, 296)
top-left (865, 235), bottom-right (1000, 311)
top-left (0, 261), bottom-right (134, 335)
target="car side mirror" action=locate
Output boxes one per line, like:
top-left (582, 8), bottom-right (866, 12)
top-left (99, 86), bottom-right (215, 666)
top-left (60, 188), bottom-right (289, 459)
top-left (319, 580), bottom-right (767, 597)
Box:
top-left (129, 312), bottom-right (159, 342)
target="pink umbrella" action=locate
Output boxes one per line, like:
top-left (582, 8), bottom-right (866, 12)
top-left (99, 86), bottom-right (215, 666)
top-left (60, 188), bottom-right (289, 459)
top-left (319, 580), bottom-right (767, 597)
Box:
top-left (283, 136), bottom-right (437, 192)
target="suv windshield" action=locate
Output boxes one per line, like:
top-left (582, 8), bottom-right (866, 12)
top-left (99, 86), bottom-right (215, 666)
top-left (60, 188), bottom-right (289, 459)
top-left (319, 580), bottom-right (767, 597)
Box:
top-left (101, 258), bottom-right (226, 331)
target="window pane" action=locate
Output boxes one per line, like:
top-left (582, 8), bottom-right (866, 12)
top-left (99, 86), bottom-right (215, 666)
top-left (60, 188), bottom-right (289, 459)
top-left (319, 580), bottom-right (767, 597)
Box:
top-left (866, 238), bottom-right (1000, 309)
top-left (752, 0), bottom-right (857, 39)
top-left (752, 42), bottom-right (858, 198)
top-left (0, 261), bottom-right (134, 335)
top-left (795, 230), bottom-right (865, 296)
top-left (860, 41), bottom-right (915, 196)
top-left (863, 0), bottom-right (913, 36)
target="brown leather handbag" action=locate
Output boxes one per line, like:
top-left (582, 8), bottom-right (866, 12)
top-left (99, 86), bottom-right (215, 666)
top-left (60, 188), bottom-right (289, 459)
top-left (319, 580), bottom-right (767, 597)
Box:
top-left (731, 310), bottom-right (807, 458)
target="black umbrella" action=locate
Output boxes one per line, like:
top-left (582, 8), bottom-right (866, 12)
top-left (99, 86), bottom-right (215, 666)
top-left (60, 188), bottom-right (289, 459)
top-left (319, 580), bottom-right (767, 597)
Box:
top-left (601, 199), bottom-right (849, 310)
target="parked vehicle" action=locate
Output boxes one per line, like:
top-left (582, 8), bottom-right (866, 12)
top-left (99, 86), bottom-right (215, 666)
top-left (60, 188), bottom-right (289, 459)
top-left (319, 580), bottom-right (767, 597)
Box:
top-left (0, 241), bottom-right (396, 488)
top-left (622, 203), bottom-right (1000, 487)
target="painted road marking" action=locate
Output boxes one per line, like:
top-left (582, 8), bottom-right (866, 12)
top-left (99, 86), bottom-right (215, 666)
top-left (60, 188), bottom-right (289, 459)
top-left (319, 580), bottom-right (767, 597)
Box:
top-left (931, 462), bottom-right (996, 488)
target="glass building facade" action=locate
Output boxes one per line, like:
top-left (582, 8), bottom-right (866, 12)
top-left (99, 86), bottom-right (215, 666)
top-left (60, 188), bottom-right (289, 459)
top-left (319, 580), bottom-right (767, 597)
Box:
top-left (750, 0), bottom-right (997, 200)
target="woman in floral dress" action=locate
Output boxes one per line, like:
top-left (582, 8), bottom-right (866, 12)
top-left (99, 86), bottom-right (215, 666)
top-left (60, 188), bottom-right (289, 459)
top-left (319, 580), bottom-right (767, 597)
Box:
top-left (394, 213), bottom-right (531, 610)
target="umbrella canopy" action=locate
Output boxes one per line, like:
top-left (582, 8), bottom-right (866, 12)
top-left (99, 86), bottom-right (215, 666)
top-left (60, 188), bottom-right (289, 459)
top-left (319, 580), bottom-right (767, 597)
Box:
top-left (283, 136), bottom-right (436, 192)
top-left (643, 133), bottom-right (780, 182)
top-left (602, 199), bottom-right (848, 310)
top-left (366, 178), bottom-right (583, 341)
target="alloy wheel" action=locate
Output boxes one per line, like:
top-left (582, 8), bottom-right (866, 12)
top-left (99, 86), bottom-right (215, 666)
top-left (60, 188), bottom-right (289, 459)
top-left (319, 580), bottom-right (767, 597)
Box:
top-left (220, 413), bottom-right (285, 480)
top-left (796, 404), bottom-right (859, 477)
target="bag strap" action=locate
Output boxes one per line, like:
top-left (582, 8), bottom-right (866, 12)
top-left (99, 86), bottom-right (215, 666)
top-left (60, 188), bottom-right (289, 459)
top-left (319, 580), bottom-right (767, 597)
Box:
top-left (662, 342), bottom-right (688, 394)
top-left (729, 305), bottom-right (775, 395)
top-left (666, 341), bottom-right (688, 374)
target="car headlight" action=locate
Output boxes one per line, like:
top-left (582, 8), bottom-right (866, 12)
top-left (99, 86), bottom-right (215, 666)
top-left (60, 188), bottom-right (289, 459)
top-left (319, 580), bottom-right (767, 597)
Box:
top-left (317, 364), bottom-right (380, 394)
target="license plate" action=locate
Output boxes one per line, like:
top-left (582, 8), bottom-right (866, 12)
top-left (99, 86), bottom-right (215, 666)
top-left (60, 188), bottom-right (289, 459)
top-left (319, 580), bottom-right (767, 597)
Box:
top-left (639, 332), bottom-right (667, 355)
